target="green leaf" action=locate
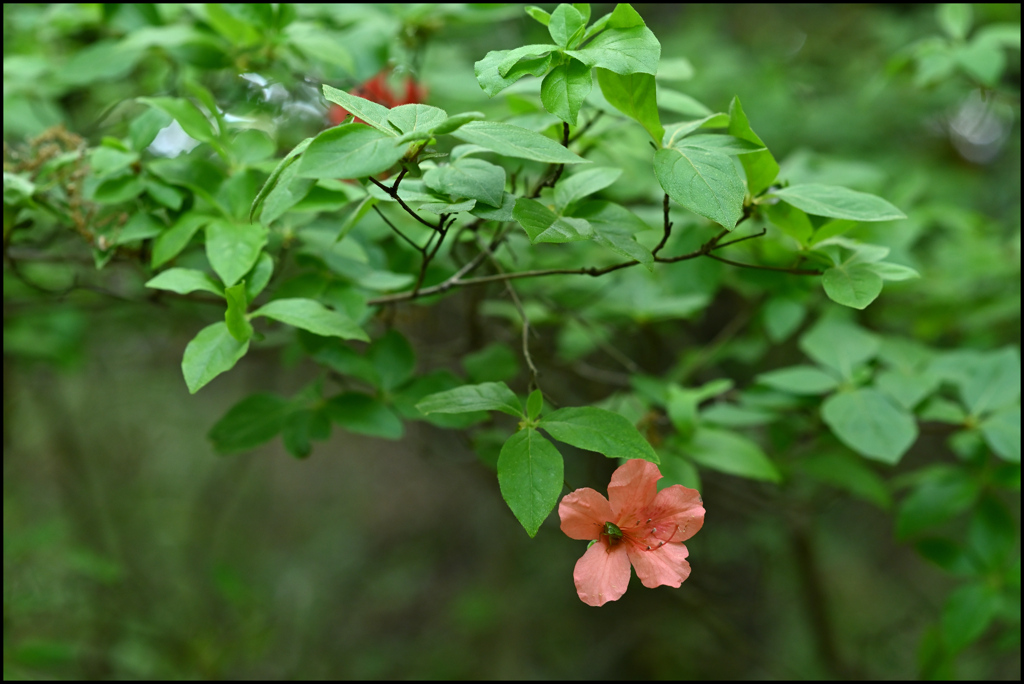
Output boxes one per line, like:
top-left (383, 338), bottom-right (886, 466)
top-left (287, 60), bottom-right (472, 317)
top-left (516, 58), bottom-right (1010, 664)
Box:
top-left (875, 368), bottom-right (939, 410)
top-left (968, 494), bottom-right (1016, 571)
top-left (683, 428), bottom-right (781, 482)
top-left (677, 134), bottom-right (765, 155)
top-left (539, 406), bottom-right (659, 463)
top-left (525, 6), bottom-right (551, 25)
top-left (897, 467), bottom-right (981, 538)
top-left (452, 121), bottom-right (588, 164)
top-left (799, 317), bottom-right (879, 380)
top-left (541, 57), bottom-right (593, 126)
top-left (463, 343), bottom-right (520, 383)
top-left (298, 124), bottom-right (406, 180)
top-left (513, 198), bottom-right (594, 243)
top-left (595, 68), bottom-right (663, 143)
top-left (417, 199), bottom-right (476, 215)
top-left (497, 428), bottom-right (564, 537)
top-left (249, 137), bottom-right (312, 222)
top-left (181, 322), bottom-right (250, 394)
top-left (980, 406), bottom-right (1020, 462)
top-left (566, 25), bottom-right (661, 75)
top-left (959, 348), bottom-right (1020, 416)
top-left (937, 3), bottom-right (973, 41)
top-left (526, 389), bottom-right (544, 420)
top-left (475, 49), bottom-right (555, 98)
top-left (822, 263), bottom-right (884, 310)
top-left (470, 192), bottom-right (517, 222)
top-left (152, 213), bottom-right (213, 268)
top-left (209, 392), bottom-right (291, 453)
top-left (282, 408), bottom-right (331, 459)
top-left (387, 103), bottom-right (448, 137)
top-left (593, 226), bottom-right (654, 271)
top-left (821, 388), bottom-right (918, 464)
top-left (756, 365), bottom-right (840, 395)
top-left (416, 381), bottom-right (523, 417)
top-left (656, 88), bottom-right (710, 117)
top-left (548, 4), bottom-right (586, 48)
top-left (322, 84), bottom-right (393, 135)
top-left (325, 393), bottom-right (404, 439)
top-left (430, 111), bottom-right (486, 137)
top-left (224, 282), bottom-right (253, 342)
top-left (798, 451), bottom-right (892, 509)
top-left (424, 158), bottom-right (505, 208)
top-left (762, 297), bottom-right (806, 343)
top-left (145, 268), bottom-right (223, 297)
top-left (662, 114), bottom-right (731, 147)
top-left (766, 201), bottom-right (813, 245)
top-left (654, 146), bottom-right (744, 229)
top-left (656, 57), bottom-right (695, 82)
top-left (727, 97), bottom-right (778, 195)
top-left (941, 583), bottom-right (999, 653)
top-left (571, 199), bottom-right (650, 234)
top-left (666, 385), bottom-right (699, 440)
top-left (772, 184), bottom-right (905, 222)
top-left (368, 329), bottom-right (415, 392)
top-left (138, 96), bottom-right (218, 146)
top-left (554, 167), bottom-right (622, 211)
top-left (251, 298), bottom-right (369, 341)
top-left (606, 3), bottom-right (646, 29)
top-left (244, 251), bottom-right (274, 301)
top-left (205, 220), bottom-right (268, 287)
top-left (498, 44), bottom-right (561, 76)
top-left (865, 261), bottom-right (920, 282)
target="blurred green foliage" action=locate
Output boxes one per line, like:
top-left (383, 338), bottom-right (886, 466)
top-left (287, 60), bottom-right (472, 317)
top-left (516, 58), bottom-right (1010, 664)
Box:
top-left (3, 3), bottom-right (1020, 679)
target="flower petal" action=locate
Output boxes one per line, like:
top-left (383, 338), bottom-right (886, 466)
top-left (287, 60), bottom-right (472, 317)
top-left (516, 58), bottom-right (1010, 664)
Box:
top-left (607, 459), bottom-right (660, 524)
top-left (627, 542), bottom-right (691, 589)
top-left (574, 541), bottom-right (632, 606)
top-left (559, 488), bottom-right (614, 540)
top-left (648, 484), bottom-right (705, 543)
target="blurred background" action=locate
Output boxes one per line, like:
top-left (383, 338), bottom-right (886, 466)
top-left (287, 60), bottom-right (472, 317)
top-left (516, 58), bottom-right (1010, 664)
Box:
top-left (4, 3), bottom-right (1020, 679)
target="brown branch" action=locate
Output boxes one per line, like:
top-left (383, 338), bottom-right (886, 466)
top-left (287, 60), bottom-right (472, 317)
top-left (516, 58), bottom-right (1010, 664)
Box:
top-left (367, 176), bottom-right (438, 230)
top-left (652, 193), bottom-right (672, 256)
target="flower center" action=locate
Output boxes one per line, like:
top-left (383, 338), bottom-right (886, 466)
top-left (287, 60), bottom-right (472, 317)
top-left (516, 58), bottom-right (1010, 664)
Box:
top-left (601, 521), bottom-right (624, 546)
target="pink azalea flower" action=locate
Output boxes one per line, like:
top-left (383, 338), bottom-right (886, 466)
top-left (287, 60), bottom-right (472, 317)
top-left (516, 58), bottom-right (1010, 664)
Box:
top-left (558, 459), bottom-right (705, 607)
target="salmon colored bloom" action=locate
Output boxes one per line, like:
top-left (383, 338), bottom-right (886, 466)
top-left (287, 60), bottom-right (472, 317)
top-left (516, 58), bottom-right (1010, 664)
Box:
top-left (559, 459), bottom-right (705, 607)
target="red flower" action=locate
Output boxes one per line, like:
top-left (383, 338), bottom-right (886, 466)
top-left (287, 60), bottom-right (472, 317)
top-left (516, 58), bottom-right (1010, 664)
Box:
top-left (328, 69), bottom-right (428, 126)
top-left (558, 459), bottom-right (705, 607)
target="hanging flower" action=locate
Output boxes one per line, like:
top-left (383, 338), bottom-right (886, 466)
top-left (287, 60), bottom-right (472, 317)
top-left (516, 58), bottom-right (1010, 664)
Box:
top-left (558, 459), bottom-right (705, 607)
top-left (328, 68), bottom-right (428, 126)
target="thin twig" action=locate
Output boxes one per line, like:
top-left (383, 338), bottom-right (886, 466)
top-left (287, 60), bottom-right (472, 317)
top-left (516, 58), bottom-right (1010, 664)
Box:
top-left (652, 193), bottom-right (672, 256)
top-left (367, 176), bottom-right (438, 230)
top-left (373, 205), bottom-right (423, 253)
top-left (567, 110), bottom-right (604, 145)
top-left (504, 279), bottom-right (541, 391)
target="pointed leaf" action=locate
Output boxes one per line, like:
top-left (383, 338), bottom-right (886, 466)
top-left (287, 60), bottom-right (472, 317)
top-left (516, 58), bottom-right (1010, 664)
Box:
top-left (821, 388), bottom-right (918, 464)
top-left (416, 381), bottom-right (523, 417)
top-left (252, 298), bottom-right (368, 341)
top-left (822, 263), bottom-right (884, 310)
top-left (145, 268), bottom-right (223, 297)
top-left (539, 406), bottom-right (659, 463)
top-left (322, 84), bottom-right (393, 134)
top-left (182, 321), bottom-right (249, 394)
top-left (554, 167), bottom-right (622, 211)
top-left (596, 68), bottom-right (663, 143)
top-left (205, 220), bottom-right (268, 287)
top-left (498, 428), bottom-right (564, 537)
top-left (728, 97), bottom-right (778, 195)
top-left (325, 393), bottom-right (404, 439)
top-left (298, 124), bottom-right (406, 180)
top-left (654, 146), bottom-right (744, 229)
top-left (541, 57), bottom-right (593, 125)
top-left (452, 121), bottom-right (588, 164)
top-left (684, 428), bottom-right (781, 482)
top-left (772, 184), bottom-right (905, 222)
